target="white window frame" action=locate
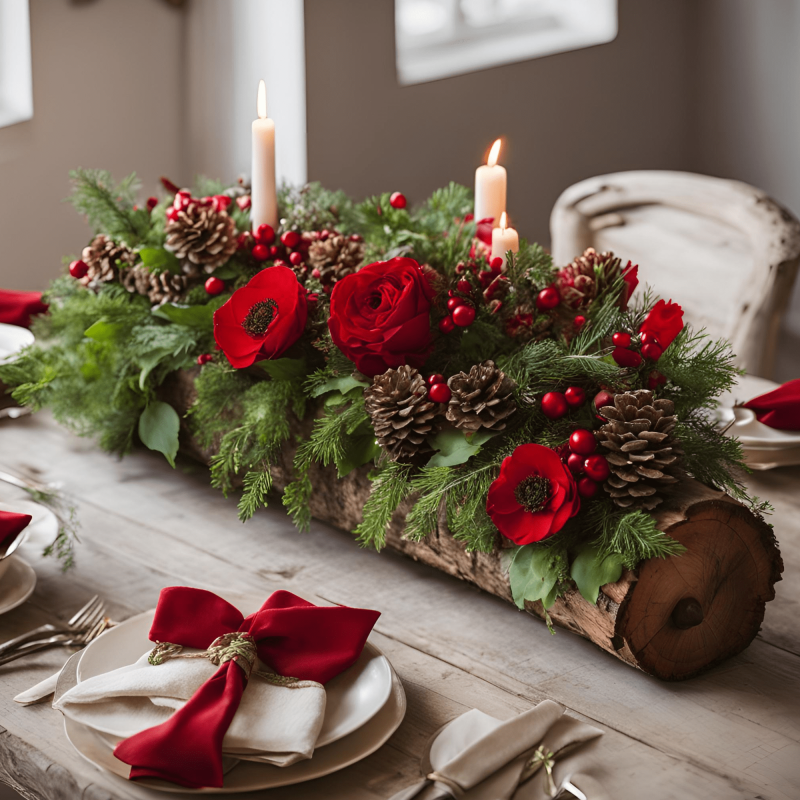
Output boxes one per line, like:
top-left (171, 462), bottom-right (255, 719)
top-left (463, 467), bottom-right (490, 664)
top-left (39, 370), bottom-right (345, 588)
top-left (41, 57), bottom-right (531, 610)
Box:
top-left (0, 0), bottom-right (33, 129)
top-left (396, 0), bottom-right (618, 86)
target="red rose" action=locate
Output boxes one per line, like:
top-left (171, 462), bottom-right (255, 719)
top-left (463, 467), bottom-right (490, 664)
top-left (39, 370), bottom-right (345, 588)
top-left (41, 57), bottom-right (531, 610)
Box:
top-left (213, 265), bottom-right (307, 369)
top-left (639, 299), bottom-right (684, 349)
top-left (328, 257), bottom-right (435, 377)
top-left (621, 261), bottom-right (638, 310)
top-left (486, 443), bottom-right (580, 545)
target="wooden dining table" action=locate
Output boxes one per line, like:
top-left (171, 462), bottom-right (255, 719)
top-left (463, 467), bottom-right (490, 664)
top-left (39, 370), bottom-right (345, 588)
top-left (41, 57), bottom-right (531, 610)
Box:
top-left (0, 405), bottom-right (798, 800)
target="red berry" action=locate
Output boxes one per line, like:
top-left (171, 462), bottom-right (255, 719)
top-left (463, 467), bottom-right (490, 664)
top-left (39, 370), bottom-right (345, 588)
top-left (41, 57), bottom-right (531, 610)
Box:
top-left (577, 477), bottom-right (599, 499)
top-left (541, 391), bottom-right (568, 420)
top-left (204, 276), bottom-right (225, 296)
top-left (349, 234), bottom-right (363, 242)
top-left (640, 331), bottom-right (661, 347)
top-left (567, 452), bottom-right (585, 475)
top-left (273, 259), bottom-right (288, 267)
top-left (427, 374), bottom-right (445, 385)
top-left (447, 297), bottom-right (464, 312)
top-left (311, 268), bottom-right (322, 279)
top-left (236, 232), bottom-right (251, 250)
top-left (573, 315), bottom-right (586, 329)
top-left (428, 383), bottom-right (451, 403)
top-left (196, 353), bottom-right (212, 366)
top-left (647, 371), bottom-right (667, 391)
top-left (69, 259), bottom-right (88, 279)
top-left (146, 196), bottom-right (158, 211)
top-left (612, 332), bottom-right (631, 348)
top-left (569, 429), bottom-right (597, 455)
top-left (536, 286), bottom-right (560, 311)
top-left (490, 257), bottom-right (503, 271)
top-left (166, 206), bottom-right (179, 222)
top-left (252, 244), bottom-right (270, 261)
top-left (174, 190), bottom-right (191, 209)
top-left (584, 454), bottom-right (610, 482)
top-left (255, 224), bottom-right (275, 244)
top-left (641, 342), bottom-right (663, 361)
top-left (452, 304), bottom-right (476, 327)
top-left (612, 346), bottom-right (643, 368)
top-left (236, 195), bottom-right (251, 210)
top-left (565, 386), bottom-right (586, 408)
top-left (306, 293), bottom-right (319, 305)
top-left (457, 279), bottom-right (472, 294)
top-left (269, 245), bottom-right (279, 257)
top-left (389, 192), bottom-right (407, 209)
top-left (289, 251), bottom-right (304, 266)
top-left (439, 316), bottom-right (455, 333)
top-left (281, 230), bottom-right (301, 249)
top-left (593, 390), bottom-right (615, 410)
top-left (212, 194), bottom-right (232, 212)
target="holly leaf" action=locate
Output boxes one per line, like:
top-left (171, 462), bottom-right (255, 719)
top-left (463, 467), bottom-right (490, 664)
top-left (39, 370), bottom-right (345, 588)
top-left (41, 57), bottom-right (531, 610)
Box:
top-left (257, 357), bottom-right (307, 382)
top-left (84, 319), bottom-right (122, 342)
top-left (311, 374), bottom-right (368, 398)
top-left (427, 428), bottom-right (497, 467)
top-left (508, 543), bottom-right (568, 610)
top-left (138, 401), bottom-right (180, 467)
top-left (570, 543), bottom-right (624, 605)
top-left (152, 303), bottom-right (214, 329)
top-left (138, 247), bottom-right (180, 272)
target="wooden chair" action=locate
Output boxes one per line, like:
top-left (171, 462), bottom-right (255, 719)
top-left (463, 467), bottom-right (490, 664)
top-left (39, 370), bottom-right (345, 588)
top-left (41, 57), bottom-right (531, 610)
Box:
top-left (549, 170), bottom-right (800, 378)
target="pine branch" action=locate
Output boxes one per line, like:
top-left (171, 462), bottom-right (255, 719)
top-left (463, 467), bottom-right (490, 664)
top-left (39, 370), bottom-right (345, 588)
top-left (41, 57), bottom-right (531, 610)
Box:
top-left (354, 462), bottom-right (413, 550)
top-left (238, 468), bottom-right (273, 522)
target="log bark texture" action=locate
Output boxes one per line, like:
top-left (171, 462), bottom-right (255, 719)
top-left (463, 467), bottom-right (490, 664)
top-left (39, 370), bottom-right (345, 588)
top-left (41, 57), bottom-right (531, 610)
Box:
top-left (164, 369), bottom-right (784, 681)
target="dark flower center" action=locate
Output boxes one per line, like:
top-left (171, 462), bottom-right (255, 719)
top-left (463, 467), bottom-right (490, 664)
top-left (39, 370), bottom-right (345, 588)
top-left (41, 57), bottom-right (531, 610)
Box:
top-left (514, 475), bottom-right (552, 513)
top-left (367, 291), bottom-right (382, 309)
top-left (242, 299), bottom-right (278, 337)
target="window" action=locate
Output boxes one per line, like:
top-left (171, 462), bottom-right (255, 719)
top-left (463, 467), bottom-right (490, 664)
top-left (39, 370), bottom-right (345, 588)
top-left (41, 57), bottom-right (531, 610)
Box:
top-left (0, 0), bottom-right (33, 128)
top-left (395, 0), bottom-right (617, 85)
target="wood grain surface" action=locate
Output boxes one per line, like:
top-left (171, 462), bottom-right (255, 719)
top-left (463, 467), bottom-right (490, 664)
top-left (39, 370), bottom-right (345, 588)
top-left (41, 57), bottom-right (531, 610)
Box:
top-left (0, 409), bottom-right (798, 799)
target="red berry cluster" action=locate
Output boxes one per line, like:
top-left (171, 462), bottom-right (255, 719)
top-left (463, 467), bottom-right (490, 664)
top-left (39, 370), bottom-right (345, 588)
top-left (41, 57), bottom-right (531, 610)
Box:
top-left (610, 330), bottom-right (667, 389)
top-left (564, 429), bottom-right (609, 499)
top-left (426, 373), bottom-right (451, 404)
top-left (166, 189), bottom-right (232, 223)
top-left (196, 353), bottom-right (213, 366)
top-left (439, 279), bottom-right (477, 333)
top-left (540, 385), bottom-right (586, 420)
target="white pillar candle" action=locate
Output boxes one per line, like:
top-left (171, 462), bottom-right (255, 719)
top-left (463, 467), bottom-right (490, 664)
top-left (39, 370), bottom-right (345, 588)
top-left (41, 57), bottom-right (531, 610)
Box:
top-left (251, 79), bottom-right (278, 232)
top-left (474, 138), bottom-right (507, 224)
top-left (491, 212), bottom-right (520, 267)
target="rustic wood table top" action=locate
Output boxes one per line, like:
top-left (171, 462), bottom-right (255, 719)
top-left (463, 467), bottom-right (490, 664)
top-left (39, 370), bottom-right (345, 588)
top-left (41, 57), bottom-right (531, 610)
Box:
top-left (0, 410), bottom-right (798, 800)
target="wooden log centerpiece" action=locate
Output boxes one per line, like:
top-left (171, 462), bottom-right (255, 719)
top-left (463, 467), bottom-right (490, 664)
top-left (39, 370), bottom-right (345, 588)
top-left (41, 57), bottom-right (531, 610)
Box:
top-left (166, 370), bottom-right (783, 682)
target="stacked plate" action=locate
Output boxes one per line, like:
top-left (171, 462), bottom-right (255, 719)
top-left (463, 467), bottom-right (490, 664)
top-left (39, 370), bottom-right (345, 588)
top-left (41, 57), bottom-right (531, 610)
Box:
top-left (60, 595), bottom-right (407, 793)
top-left (717, 376), bottom-right (800, 470)
top-left (0, 322), bottom-right (34, 363)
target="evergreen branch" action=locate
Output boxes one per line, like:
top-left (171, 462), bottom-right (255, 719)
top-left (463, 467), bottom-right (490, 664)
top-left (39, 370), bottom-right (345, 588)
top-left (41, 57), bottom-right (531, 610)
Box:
top-left (282, 450), bottom-right (314, 532)
top-left (238, 467), bottom-right (273, 522)
top-left (354, 462), bottom-right (414, 549)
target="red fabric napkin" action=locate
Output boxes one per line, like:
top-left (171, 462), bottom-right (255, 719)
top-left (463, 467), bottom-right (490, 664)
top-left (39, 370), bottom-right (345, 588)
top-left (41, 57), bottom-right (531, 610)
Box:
top-left (113, 587), bottom-right (380, 789)
top-left (0, 290), bottom-right (48, 328)
top-left (743, 379), bottom-right (800, 431)
top-left (0, 510), bottom-right (32, 549)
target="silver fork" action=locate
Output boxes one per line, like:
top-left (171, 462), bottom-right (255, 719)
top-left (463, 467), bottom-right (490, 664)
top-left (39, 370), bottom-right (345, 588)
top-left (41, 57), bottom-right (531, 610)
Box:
top-left (0, 616), bottom-right (108, 667)
top-left (0, 595), bottom-right (103, 657)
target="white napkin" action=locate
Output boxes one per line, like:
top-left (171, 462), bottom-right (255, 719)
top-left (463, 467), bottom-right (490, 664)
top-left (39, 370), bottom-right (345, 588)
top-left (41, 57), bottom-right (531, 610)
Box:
top-left (54, 649), bottom-right (327, 767)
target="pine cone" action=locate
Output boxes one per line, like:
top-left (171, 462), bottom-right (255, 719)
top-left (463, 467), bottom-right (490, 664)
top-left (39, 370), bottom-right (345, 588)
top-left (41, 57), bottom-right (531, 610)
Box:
top-left (446, 360), bottom-right (516, 432)
top-left (307, 234), bottom-right (365, 287)
top-left (556, 247), bottom-right (622, 309)
top-left (365, 365), bottom-right (441, 462)
top-left (597, 390), bottom-right (683, 511)
top-left (81, 234), bottom-right (137, 287)
top-left (121, 265), bottom-right (191, 305)
top-left (165, 203), bottom-right (238, 271)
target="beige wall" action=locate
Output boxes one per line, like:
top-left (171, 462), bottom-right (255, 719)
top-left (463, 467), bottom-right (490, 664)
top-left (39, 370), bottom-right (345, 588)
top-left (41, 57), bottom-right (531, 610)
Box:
top-left (0, 0), bottom-right (185, 292)
top-left (304, 0), bottom-right (694, 246)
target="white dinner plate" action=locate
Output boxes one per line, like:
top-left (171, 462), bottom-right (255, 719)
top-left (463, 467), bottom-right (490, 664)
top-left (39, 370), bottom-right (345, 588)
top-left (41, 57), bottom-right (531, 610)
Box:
top-left (717, 406), bottom-right (800, 448)
top-left (64, 668), bottom-right (406, 793)
top-left (0, 556), bottom-right (36, 615)
top-left (76, 607), bottom-right (394, 748)
top-left (0, 322), bottom-right (34, 363)
top-left (0, 500), bottom-right (60, 557)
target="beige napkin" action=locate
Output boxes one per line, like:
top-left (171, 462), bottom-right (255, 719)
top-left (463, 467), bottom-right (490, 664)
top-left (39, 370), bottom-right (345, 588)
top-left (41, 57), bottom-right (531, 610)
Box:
top-left (390, 700), bottom-right (605, 800)
top-left (54, 648), bottom-right (326, 767)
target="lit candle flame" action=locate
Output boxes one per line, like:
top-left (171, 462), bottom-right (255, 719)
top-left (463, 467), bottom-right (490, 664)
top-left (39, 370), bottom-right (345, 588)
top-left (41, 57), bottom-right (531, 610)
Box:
top-left (487, 138), bottom-right (502, 167)
top-left (257, 79), bottom-right (267, 120)
top-left (500, 212), bottom-right (507, 231)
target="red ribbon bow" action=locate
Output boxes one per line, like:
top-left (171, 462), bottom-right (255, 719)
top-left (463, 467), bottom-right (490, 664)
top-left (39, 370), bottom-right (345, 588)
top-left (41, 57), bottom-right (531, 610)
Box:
top-left (113, 587), bottom-right (380, 788)
top-left (743, 379), bottom-right (800, 431)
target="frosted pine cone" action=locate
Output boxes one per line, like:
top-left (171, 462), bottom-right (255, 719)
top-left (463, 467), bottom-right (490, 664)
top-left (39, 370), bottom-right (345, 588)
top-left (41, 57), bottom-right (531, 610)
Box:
top-left (165, 202), bottom-right (238, 271)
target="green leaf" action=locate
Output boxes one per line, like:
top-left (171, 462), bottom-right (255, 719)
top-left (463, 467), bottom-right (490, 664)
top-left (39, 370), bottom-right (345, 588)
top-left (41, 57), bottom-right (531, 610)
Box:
top-left (138, 401), bottom-right (180, 467)
top-left (337, 431), bottom-right (381, 477)
top-left (84, 319), bottom-right (122, 342)
top-left (310, 373), bottom-right (368, 398)
top-left (427, 428), bottom-right (497, 467)
top-left (509, 543), bottom-right (567, 610)
top-left (136, 347), bottom-right (176, 391)
top-left (152, 303), bottom-right (214, 329)
top-left (570, 543), bottom-right (624, 604)
top-left (138, 247), bottom-right (180, 272)
top-left (257, 357), bottom-right (307, 382)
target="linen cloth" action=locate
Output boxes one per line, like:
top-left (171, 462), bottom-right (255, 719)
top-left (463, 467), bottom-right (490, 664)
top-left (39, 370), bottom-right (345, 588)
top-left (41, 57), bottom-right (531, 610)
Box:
top-left (389, 700), bottom-right (605, 800)
top-left (744, 379), bottom-right (800, 431)
top-left (0, 510), bottom-right (31, 550)
top-left (0, 289), bottom-right (47, 328)
top-left (56, 587), bottom-right (380, 789)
